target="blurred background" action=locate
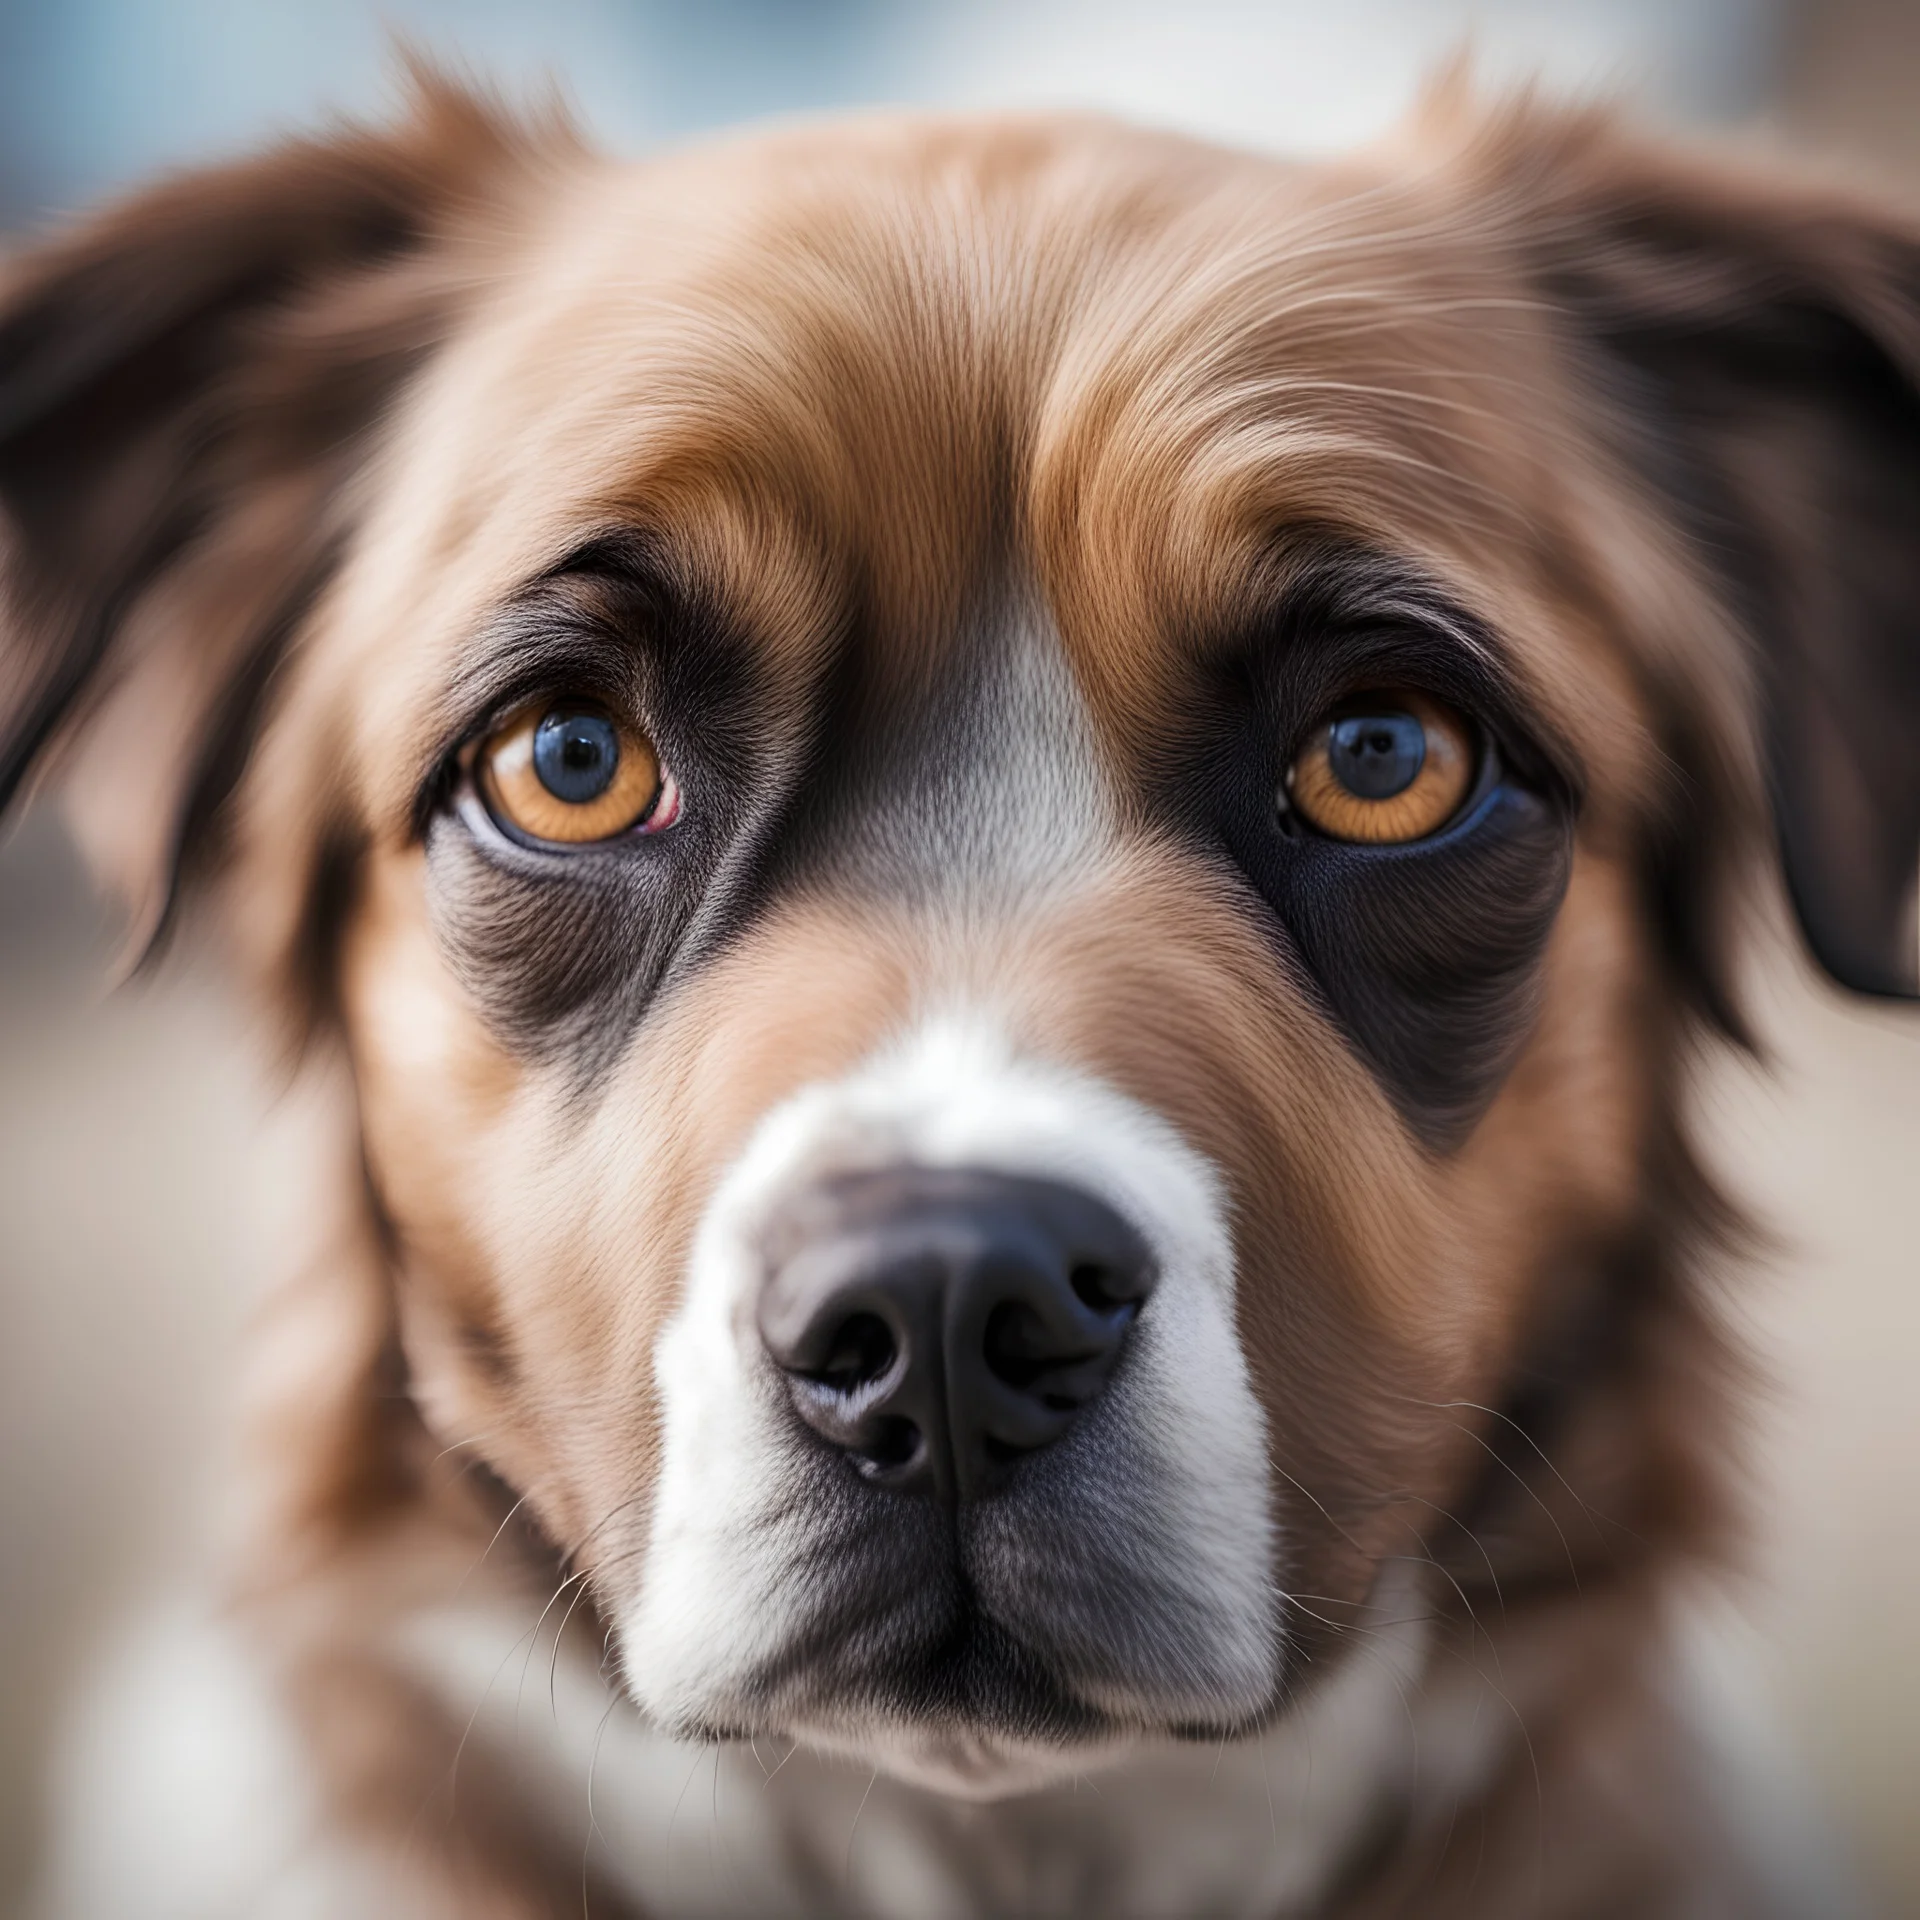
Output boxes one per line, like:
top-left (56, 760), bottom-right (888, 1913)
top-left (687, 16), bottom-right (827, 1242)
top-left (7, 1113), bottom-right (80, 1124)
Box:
top-left (2, 0), bottom-right (1918, 1913)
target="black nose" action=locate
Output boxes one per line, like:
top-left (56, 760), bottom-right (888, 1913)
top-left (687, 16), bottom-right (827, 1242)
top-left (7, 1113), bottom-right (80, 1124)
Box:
top-left (758, 1167), bottom-right (1155, 1501)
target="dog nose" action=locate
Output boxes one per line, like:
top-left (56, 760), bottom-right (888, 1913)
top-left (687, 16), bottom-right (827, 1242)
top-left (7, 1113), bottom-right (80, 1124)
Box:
top-left (758, 1167), bottom-right (1155, 1501)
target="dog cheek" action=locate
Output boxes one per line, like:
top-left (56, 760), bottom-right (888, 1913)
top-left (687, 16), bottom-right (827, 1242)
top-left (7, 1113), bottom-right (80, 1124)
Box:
top-left (986, 847), bottom-right (1512, 1599)
top-left (1454, 849), bottom-right (1656, 1240)
top-left (343, 861), bottom-right (528, 1304)
top-left (337, 853), bottom-right (577, 1474)
top-left (453, 903), bottom-right (923, 1576)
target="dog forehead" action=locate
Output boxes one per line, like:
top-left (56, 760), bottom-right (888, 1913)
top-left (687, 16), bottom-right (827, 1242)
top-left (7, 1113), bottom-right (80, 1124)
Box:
top-left (340, 114), bottom-right (1358, 593)
top-left (316, 112), bottom-right (1664, 840)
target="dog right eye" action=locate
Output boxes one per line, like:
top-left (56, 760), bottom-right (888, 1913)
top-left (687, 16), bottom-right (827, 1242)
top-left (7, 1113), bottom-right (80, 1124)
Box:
top-left (474, 698), bottom-right (681, 846)
top-left (1283, 690), bottom-right (1475, 843)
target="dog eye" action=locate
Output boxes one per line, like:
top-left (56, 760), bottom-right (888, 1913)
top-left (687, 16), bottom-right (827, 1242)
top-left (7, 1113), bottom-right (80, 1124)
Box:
top-left (476, 699), bottom-right (678, 845)
top-left (1284, 691), bottom-right (1474, 843)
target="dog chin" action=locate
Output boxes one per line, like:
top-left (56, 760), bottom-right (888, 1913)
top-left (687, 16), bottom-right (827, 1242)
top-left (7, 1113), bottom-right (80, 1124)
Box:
top-left (781, 1718), bottom-right (1137, 1800)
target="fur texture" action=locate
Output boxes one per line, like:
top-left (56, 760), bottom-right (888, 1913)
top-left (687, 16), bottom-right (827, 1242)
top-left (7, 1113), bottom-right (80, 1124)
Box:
top-left (6, 71), bottom-right (1917, 1918)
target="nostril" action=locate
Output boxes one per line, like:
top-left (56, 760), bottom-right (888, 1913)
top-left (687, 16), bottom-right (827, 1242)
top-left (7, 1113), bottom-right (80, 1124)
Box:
top-left (857, 1416), bottom-right (921, 1473)
top-left (810, 1311), bottom-right (896, 1393)
top-left (1069, 1260), bottom-right (1117, 1310)
top-left (1069, 1254), bottom-right (1154, 1315)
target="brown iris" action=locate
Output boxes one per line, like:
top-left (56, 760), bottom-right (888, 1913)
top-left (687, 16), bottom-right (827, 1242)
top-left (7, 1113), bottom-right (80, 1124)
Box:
top-left (477, 699), bottom-right (667, 844)
top-left (1286, 690), bottom-right (1474, 843)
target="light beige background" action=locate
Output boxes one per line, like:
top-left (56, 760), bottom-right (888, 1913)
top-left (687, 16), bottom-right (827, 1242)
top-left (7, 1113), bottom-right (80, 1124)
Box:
top-left (3, 6), bottom-right (1919, 1911)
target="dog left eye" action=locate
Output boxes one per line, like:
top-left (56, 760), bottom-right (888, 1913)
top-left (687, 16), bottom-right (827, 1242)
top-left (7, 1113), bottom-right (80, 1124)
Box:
top-left (1283, 690), bottom-right (1474, 843)
top-left (475, 698), bottom-right (680, 845)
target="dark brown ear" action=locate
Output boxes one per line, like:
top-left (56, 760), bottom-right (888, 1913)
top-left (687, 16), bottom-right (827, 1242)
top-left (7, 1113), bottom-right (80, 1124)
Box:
top-left (0, 74), bottom-right (556, 947)
top-left (1484, 107), bottom-right (1920, 999)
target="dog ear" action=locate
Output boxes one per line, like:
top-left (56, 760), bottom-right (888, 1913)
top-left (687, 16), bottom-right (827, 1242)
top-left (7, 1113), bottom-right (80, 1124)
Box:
top-left (1473, 106), bottom-right (1920, 1000)
top-left (0, 74), bottom-right (556, 952)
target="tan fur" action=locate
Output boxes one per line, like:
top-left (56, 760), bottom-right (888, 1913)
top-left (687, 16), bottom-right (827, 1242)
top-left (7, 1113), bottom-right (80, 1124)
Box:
top-left (7, 72), bottom-right (1911, 1918)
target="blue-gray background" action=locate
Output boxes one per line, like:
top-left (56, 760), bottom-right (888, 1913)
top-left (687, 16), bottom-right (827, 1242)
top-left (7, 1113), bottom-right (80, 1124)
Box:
top-left (0, 0), bottom-right (1816, 223)
top-left (2, 1), bottom-right (1917, 1913)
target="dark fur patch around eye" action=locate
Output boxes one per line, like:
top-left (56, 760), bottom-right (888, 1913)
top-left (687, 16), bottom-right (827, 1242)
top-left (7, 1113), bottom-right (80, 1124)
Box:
top-left (1257, 787), bottom-right (1571, 1142)
top-left (427, 818), bottom-right (697, 1061)
top-left (424, 562), bottom-right (801, 1077)
top-left (1177, 549), bottom-right (1575, 1148)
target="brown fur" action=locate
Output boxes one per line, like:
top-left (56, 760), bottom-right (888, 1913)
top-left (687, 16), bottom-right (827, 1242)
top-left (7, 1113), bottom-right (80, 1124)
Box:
top-left (6, 70), bottom-right (1917, 1918)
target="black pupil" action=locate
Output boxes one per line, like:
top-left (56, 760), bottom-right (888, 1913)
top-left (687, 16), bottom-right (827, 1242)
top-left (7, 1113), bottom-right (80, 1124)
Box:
top-left (533, 708), bottom-right (619, 804)
top-left (1327, 710), bottom-right (1425, 801)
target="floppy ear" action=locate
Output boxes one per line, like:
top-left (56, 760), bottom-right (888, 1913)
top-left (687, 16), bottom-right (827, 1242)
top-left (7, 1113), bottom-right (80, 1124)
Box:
top-left (1483, 108), bottom-right (1920, 999)
top-left (0, 75), bottom-right (554, 951)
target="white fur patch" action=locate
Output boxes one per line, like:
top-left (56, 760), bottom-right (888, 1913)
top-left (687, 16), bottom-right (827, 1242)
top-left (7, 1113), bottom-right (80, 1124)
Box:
top-left (31, 1603), bottom-right (383, 1920)
top-left (1671, 1592), bottom-right (1873, 1920)
top-left (621, 1012), bottom-right (1281, 1785)
top-left (399, 1573), bottom-right (1432, 1920)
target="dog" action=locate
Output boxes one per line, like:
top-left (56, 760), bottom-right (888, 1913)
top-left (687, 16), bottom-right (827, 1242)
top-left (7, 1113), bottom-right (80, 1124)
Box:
top-left (3, 69), bottom-right (1913, 1919)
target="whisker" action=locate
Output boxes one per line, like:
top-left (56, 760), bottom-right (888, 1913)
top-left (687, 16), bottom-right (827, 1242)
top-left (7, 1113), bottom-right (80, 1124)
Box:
top-left (454, 1492), bottom-right (530, 1595)
top-left (549, 1574), bottom-right (601, 1718)
top-left (1442, 1423), bottom-right (1584, 1592)
top-left (1272, 1464), bottom-right (1370, 1557)
top-left (580, 1691), bottom-right (620, 1920)
top-left (843, 1766), bottom-right (880, 1892)
top-left (1392, 1490), bottom-right (1509, 1619)
top-left (1427, 1395), bottom-right (1644, 1548)
top-left (514, 1568), bottom-right (590, 1727)
top-left (1379, 1550), bottom-right (1504, 1679)
top-left (437, 1613), bottom-right (548, 1830)
top-left (665, 1742), bottom-right (709, 1899)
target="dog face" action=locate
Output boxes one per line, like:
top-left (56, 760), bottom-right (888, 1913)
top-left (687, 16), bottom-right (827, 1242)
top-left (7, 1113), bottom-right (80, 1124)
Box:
top-left (4, 82), bottom-right (1917, 1799)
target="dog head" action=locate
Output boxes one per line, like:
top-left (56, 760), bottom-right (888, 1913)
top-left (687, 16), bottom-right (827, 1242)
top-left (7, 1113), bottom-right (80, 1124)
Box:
top-left (4, 78), bottom-right (1917, 1796)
